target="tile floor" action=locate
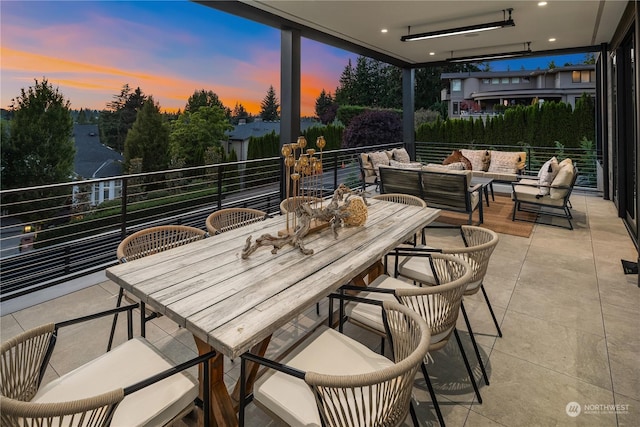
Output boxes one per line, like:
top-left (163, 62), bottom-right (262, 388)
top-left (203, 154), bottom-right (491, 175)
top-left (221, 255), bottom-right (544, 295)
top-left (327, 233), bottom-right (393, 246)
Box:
top-left (1, 191), bottom-right (639, 426)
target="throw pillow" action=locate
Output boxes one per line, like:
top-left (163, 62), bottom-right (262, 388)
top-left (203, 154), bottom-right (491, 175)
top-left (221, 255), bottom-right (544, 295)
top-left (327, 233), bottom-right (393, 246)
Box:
top-left (392, 147), bottom-right (411, 163)
top-left (537, 157), bottom-right (559, 196)
top-left (558, 157), bottom-right (573, 168)
top-left (461, 149), bottom-right (491, 171)
top-left (443, 150), bottom-right (472, 170)
top-left (360, 153), bottom-right (375, 177)
top-left (550, 162), bottom-right (575, 200)
top-left (368, 151), bottom-right (391, 178)
top-left (487, 151), bottom-right (520, 174)
top-left (389, 159), bottom-right (421, 169)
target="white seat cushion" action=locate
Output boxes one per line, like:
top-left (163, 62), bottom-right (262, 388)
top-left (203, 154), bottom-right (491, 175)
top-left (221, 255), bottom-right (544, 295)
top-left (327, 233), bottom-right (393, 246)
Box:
top-left (398, 249), bottom-right (481, 291)
top-left (254, 325), bottom-right (394, 427)
top-left (346, 276), bottom-right (453, 345)
top-left (33, 338), bottom-right (198, 427)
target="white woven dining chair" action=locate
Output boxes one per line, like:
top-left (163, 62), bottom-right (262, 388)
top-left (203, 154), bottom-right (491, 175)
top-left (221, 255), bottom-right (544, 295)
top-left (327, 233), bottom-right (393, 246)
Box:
top-left (395, 225), bottom-right (500, 387)
top-left (108, 225), bottom-right (207, 351)
top-left (238, 300), bottom-right (430, 427)
top-left (338, 253), bottom-right (477, 427)
top-left (0, 305), bottom-right (216, 427)
top-left (205, 207), bottom-right (267, 235)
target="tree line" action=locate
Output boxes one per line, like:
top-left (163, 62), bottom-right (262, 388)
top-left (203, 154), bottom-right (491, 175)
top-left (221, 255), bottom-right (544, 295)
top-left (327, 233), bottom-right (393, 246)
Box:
top-left (0, 79), bottom-right (282, 190)
top-left (2, 53), bottom-right (593, 191)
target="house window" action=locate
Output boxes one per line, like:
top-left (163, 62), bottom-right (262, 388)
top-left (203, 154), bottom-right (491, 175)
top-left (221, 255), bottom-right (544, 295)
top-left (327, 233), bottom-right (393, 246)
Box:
top-left (572, 70), bottom-right (595, 83)
top-left (452, 102), bottom-right (460, 115)
top-left (482, 78), bottom-right (490, 84)
top-left (451, 79), bottom-right (462, 91)
top-left (492, 78), bottom-right (500, 84)
top-left (501, 77), bottom-right (509, 84)
top-left (511, 77), bottom-right (520, 84)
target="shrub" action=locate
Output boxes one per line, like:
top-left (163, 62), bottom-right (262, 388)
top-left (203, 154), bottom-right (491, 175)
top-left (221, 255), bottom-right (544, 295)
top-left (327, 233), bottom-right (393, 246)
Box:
top-left (414, 108), bottom-right (441, 129)
top-left (336, 105), bottom-right (368, 127)
top-left (341, 110), bottom-right (402, 149)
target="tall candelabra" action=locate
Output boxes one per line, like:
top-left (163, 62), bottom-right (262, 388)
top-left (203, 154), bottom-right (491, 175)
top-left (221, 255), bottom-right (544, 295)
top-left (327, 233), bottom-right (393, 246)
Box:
top-left (281, 135), bottom-right (326, 235)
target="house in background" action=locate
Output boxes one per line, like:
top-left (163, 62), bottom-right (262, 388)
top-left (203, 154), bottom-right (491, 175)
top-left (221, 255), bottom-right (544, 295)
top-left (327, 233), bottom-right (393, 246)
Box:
top-left (441, 64), bottom-right (596, 119)
top-left (226, 118), bottom-right (320, 161)
top-left (73, 124), bottom-right (123, 206)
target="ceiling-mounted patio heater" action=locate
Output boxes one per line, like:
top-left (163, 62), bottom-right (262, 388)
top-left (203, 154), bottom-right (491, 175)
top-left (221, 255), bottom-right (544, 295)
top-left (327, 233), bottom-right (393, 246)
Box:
top-left (401, 8), bottom-right (515, 42)
top-left (446, 42), bottom-right (532, 63)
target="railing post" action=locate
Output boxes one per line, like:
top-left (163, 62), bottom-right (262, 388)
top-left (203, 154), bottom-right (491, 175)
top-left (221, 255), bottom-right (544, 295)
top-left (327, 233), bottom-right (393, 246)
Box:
top-left (120, 177), bottom-right (128, 240)
top-left (217, 165), bottom-right (223, 210)
top-left (333, 152), bottom-right (338, 190)
top-left (64, 247), bottom-right (71, 274)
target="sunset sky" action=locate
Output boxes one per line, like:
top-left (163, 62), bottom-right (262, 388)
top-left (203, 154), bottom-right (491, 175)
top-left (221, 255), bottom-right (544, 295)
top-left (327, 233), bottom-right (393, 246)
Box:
top-left (1, 1), bottom-right (586, 117)
top-left (1, 0), bottom-right (359, 116)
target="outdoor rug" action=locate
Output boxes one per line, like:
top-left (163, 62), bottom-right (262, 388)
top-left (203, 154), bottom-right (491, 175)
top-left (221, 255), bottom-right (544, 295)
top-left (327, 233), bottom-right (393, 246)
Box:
top-left (434, 194), bottom-right (536, 238)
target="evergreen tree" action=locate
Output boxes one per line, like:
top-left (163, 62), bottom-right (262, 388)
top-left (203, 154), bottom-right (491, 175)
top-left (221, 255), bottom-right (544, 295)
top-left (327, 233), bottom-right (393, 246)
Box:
top-left (260, 86), bottom-right (280, 121)
top-left (231, 102), bottom-right (250, 124)
top-left (77, 108), bottom-right (88, 124)
top-left (315, 89), bottom-right (335, 124)
top-left (380, 65), bottom-right (402, 109)
top-left (574, 93), bottom-right (595, 144)
top-left (124, 96), bottom-right (169, 172)
top-left (334, 59), bottom-right (356, 105)
top-left (2, 78), bottom-right (74, 189)
top-left (99, 84), bottom-right (146, 153)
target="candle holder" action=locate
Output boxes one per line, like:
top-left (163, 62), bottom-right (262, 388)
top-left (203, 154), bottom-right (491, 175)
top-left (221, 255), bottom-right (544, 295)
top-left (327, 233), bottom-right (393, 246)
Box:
top-left (280, 136), bottom-right (326, 236)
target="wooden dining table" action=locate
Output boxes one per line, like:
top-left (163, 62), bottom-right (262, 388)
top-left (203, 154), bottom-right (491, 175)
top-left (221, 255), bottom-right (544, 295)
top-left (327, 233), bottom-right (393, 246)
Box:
top-left (106, 198), bottom-right (440, 426)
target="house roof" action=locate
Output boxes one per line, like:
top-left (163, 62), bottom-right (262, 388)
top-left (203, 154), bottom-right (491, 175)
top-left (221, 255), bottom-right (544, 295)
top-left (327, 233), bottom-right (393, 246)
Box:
top-left (441, 64), bottom-right (597, 80)
top-left (73, 124), bottom-right (123, 179)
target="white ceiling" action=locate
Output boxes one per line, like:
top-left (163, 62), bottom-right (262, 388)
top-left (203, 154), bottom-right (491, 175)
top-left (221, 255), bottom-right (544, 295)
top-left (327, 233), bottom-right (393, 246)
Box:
top-left (217, 1), bottom-right (629, 66)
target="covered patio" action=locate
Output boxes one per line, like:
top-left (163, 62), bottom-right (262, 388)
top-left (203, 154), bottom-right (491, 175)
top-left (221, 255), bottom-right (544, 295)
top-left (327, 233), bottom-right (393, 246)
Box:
top-left (2, 1), bottom-right (638, 426)
top-left (2, 191), bottom-right (638, 425)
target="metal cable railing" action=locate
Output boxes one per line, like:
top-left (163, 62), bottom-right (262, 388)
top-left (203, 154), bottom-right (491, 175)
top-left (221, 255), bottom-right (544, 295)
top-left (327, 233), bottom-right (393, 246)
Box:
top-left (1, 141), bottom-right (598, 301)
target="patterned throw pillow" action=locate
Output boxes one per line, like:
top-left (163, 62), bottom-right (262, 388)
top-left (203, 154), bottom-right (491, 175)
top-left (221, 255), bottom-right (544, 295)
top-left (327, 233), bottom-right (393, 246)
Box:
top-left (442, 150), bottom-right (472, 170)
top-left (461, 149), bottom-right (491, 171)
top-left (368, 151), bottom-right (392, 178)
top-left (392, 147), bottom-right (411, 163)
top-left (487, 151), bottom-right (520, 174)
top-left (537, 157), bottom-right (559, 196)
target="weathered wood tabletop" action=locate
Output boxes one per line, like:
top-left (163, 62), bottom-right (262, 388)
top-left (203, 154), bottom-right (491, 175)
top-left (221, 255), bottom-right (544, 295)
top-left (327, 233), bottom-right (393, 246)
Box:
top-left (106, 199), bottom-right (440, 359)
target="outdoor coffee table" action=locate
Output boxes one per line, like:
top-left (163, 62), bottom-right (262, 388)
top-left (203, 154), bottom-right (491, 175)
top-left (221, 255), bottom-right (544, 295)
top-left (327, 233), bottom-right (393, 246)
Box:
top-left (471, 176), bottom-right (495, 207)
top-left (106, 198), bottom-right (440, 426)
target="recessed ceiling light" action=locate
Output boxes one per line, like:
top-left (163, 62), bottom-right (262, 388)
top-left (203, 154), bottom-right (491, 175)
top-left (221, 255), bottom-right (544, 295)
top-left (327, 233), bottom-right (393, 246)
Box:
top-left (549, 38), bottom-right (556, 42)
top-left (538, 2), bottom-right (547, 6)
top-left (429, 52), bottom-right (435, 56)
top-left (381, 28), bottom-right (388, 33)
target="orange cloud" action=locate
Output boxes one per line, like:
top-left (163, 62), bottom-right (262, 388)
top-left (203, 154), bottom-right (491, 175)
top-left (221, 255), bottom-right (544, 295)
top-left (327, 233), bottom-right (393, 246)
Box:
top-left (1, 43), bottom-right (341, 116)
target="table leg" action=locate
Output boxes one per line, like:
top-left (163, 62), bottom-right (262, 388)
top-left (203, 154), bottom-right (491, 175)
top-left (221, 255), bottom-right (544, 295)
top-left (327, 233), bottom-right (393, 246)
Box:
top-left (483, 185), bottom-right (490, 207)
top-left (194, 337), bottom-right (238, 427)
top-left (489, 181), bottom-right (495, 201)
top-left (351, 260), bottom-right (385, 287)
